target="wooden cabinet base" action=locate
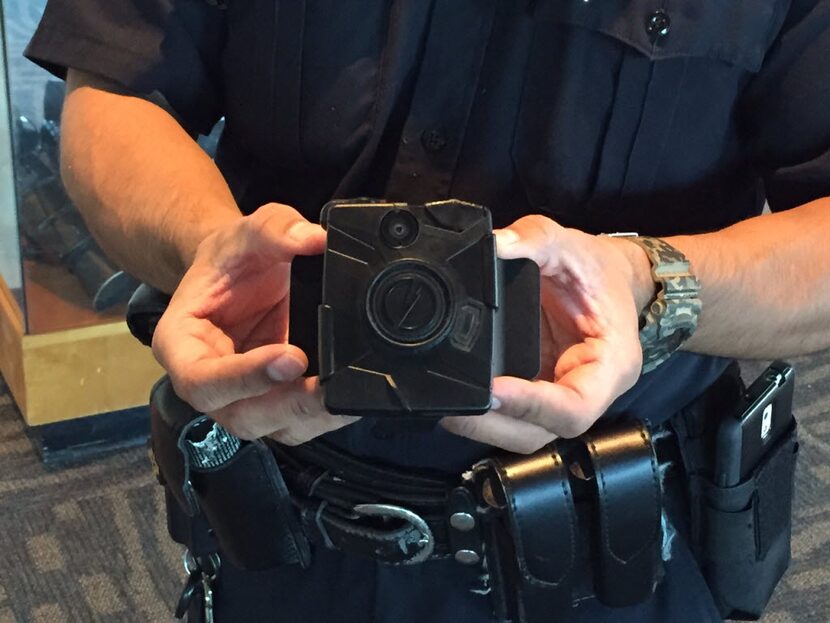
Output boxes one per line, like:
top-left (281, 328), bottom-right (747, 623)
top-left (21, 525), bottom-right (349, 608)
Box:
top-left (0, 275), bottom-right (163, 426)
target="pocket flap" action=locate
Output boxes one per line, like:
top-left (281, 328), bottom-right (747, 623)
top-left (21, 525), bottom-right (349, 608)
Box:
top-left (534, 0), bottom-right (787, 72)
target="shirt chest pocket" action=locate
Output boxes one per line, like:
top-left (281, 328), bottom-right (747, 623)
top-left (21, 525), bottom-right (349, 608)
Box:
top-left (511, 0), bottom-right (789, 231)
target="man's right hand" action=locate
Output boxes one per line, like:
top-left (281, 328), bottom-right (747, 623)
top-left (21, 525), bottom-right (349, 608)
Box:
top-left (152, 203), bottom-right (360, 443)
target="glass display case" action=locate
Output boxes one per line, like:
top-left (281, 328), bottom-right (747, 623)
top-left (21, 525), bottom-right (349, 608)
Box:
top-left (2, 0), bottom-right (139, 333)
top-left (0, 0), bottom-right (163, 438)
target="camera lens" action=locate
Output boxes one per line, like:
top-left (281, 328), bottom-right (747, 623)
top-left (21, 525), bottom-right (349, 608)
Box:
top-left (380, 209), bottom-right (419, 248)
top-left (367, 262), bottom-right (453, 347)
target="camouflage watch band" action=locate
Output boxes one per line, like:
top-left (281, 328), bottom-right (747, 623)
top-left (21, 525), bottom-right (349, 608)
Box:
top-left (629, 236), bottom-right (702, 374)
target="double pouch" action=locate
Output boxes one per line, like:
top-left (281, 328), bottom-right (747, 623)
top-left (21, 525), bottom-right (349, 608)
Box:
top-left (675, 366), bottom-right (800, 620)
top-left (473, 420), bottom-right (665, 623)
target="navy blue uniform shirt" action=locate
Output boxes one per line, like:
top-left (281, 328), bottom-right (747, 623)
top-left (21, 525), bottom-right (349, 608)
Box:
top-left (25, 1), bottom-right (830, 621)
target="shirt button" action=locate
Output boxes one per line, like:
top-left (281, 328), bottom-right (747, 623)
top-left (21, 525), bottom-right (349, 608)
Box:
top-left (646, 10), bottom-right (671, 42)
top-left (421, 129), bottom-right (448, 154)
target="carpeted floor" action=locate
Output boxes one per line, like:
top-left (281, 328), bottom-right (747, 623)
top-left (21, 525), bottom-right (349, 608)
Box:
top-left (1, 355), bottom-right (830, 623)
top-left (0, 379), bottom-right (182, 623)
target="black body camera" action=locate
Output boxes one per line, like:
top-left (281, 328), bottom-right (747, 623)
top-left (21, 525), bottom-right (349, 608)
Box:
top-left (291, 199), bottom-right (540, 418)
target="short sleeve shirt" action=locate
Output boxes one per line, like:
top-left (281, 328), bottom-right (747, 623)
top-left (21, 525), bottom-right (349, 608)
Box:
top-left (25, 0), bottom-right (830, 450)
top-left (27, 0), bottom-right (830, 444)
top-left (25, 0), bottom-right (830, 465)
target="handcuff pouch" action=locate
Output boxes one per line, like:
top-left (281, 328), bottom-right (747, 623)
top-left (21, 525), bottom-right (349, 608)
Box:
top-left (581, 421), bottom-right (663, 607)
top-left (476, 420), bottom-right (663, 622)
top-left (477, 446), bottom-right (578, 623)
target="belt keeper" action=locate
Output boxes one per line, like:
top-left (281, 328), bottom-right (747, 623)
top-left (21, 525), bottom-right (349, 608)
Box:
top-left (447, 486), bottom-right (483, 565)
top-left (296, 467), bottom-right (330, 497)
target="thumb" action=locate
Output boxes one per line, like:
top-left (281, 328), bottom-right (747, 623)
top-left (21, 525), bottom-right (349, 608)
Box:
top-left (494, 228), bottom-right (521, 255)
top-left (493, 215), bottom-right (563, 270)
top-left (493, 214), bottom-right (574, 276)
top-left (167, 343), bottom-right (309, 413)
top-left (250, 203), bottom-right (327, 260)
top-left (285, 219), bottom-right (327, 256)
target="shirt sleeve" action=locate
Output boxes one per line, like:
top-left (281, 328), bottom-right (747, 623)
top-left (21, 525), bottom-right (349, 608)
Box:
top-left (740, 0), bottom-right (830, 211)
top-left (24, 0), bottom-right (225, 135)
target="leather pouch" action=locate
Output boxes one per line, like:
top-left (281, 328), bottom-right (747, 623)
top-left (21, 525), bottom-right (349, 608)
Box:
top-left (695, 419), bottom-right (798, 620)
top-left (582, 421), bottom-right (663, 607)
top-left (188, 439), bottom-right (312, 571)
top-left (478, 445), bottom-right (579, 623)
top-left (477, 420), bottom-right (664, 623)
top-left (149, 376), bottom-right (311, 571)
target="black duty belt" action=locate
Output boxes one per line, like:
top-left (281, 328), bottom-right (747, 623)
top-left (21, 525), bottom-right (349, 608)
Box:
top-left (149, 376), bottom-right (678, 623)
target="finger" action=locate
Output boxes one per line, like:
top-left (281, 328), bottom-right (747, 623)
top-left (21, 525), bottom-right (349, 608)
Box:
top-left (495, 217), bottom-right (601, 316)
top-left (269, 411), bottom-right (361, 446)
top-left (492, 371), bottom-right (615, 438)
top-left (440, 412), bottom-right (557, 454)
top-left (211, 376), bottom-right (359, 443)
top-left (269, 378), bottom-right (360, 444)
top-left (245, 203), bottom-right (327, 260)
top-left (166, 343), bottom-right (309, 413)
top-left (494, 215), bottom-right (563, 269)
top-left (189, 204), bottom-right (326, 278)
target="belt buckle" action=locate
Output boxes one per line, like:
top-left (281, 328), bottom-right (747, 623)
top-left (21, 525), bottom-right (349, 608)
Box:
top-left (353, 503), bottom-right (435, 564)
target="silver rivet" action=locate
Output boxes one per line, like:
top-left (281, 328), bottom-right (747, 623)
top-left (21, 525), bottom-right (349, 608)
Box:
top-left (449, 512), bottom-right (476, 532)
top-left (454, 549), bottom-right (481, 565)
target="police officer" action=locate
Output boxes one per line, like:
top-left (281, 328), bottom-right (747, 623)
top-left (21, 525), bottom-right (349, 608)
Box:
top-left (25, 0), bottom-right (830, 621)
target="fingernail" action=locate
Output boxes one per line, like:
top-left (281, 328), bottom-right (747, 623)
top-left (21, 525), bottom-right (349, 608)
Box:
top-left (266, 355), bottom-right (306, 381)
top-left (490, 396), bottom-right (502, 410)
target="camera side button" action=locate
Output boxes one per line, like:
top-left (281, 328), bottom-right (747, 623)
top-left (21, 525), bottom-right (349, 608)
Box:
top-left (449, 304), bottom-right (482, 352)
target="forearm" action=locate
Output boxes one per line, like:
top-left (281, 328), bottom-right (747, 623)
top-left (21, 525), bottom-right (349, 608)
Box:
top-left (61, 69), bottom-right (241, 293)
top-left (622, 198), bottom-right (830, 359)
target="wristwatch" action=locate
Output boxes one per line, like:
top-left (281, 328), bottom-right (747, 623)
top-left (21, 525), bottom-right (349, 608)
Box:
top-left (608, 234), bottom-right (702, 373)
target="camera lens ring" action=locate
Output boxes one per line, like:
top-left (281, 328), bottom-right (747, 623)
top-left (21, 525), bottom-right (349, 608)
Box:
top-left (366, 261), bottom-right (454, 347)
top-left (380, 209), bottom-right (419, 248)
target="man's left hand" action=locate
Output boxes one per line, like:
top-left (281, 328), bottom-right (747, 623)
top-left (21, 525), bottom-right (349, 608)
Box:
top-left (441, 215), bottom-right (652, 454)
